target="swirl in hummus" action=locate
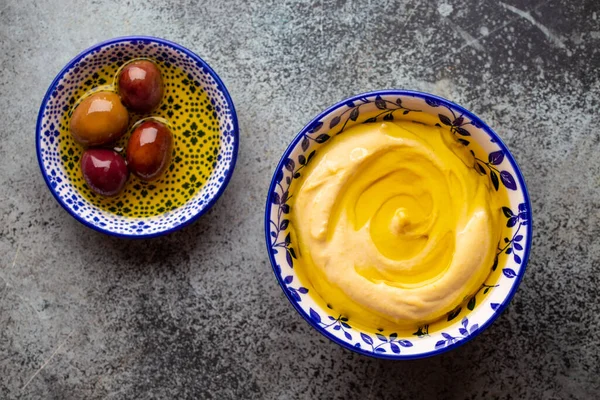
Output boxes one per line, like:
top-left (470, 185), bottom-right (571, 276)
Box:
top-left (291, 121), bottom-right (503, 327)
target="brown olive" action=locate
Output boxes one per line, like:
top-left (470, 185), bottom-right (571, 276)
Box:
top-left (81, 149), bottom-right (129, 196)
top-left (70, 91), bottom-right (129, 146)
top-left (126, 120), bottom-right (173, 181)
top-left (118, 60), bottom-right (164, 113)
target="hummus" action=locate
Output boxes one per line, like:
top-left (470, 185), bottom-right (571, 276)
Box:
top-left (292, 121), bottom-right (502, 327)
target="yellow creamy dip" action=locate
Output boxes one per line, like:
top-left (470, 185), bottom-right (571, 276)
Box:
top-left (291, 121), bottom-right (503, 327)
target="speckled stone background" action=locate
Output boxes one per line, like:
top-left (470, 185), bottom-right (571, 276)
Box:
top-left (1, 0), bottom-right (599, 398)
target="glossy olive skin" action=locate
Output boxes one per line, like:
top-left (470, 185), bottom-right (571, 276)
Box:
top-left (70, 91), bottom-right (129, 146)
top-left (126, 120), bottom-right (173, 181)
top-left (81, 149), bottom-right (129, 196)
top-left (118, 60), bottom-right (164, 113)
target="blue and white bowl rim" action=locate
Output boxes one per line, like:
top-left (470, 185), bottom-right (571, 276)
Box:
top-left (264, 89), bottom-right (532, 359)
top-left (36, 36), bottom-right (239, 239)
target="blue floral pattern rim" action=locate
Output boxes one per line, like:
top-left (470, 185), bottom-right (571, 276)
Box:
top-left (264, 89), bottom-right (532, 359)
top-left (36, 36), bottom-right (239, 238)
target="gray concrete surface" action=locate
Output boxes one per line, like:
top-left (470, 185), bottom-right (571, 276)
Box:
top-left (1, 0), bottom-right (600, 398)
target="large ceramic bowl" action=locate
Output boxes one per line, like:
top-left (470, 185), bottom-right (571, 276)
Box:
top-left (37, 36), bottom-right (238, 238)
top-left (265, 90), bottom-right (531, 359)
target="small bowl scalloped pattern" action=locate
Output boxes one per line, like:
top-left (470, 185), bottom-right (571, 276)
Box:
top-left (265, 90), bottom-right (532, 359)
top-left (37, 37), bottom-right (238, 238)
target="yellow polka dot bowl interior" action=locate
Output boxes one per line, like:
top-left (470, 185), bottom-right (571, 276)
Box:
top-left (265, 90), bottom-right (531, 359)
top-left (37, 37), bottom-right (238, 238)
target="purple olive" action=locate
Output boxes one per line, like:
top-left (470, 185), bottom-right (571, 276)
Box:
top-left (118, 60), bottom-right (164, 113)
top-left (81, 149), bottom-right (129, 196)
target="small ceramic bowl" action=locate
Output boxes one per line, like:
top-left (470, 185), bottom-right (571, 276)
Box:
top-left (265, 90), bottom-right (532, 359)
top-left (37, 36), bottom-right (238, 238)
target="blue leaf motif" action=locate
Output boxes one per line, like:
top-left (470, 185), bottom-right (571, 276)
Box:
top-left (288, 289), bottom-right (301, 302)
top-left (271, 192), bottom-right (281, 205)
top-left (491, 303), bottom-right (500, 311)
top-left (328, 316), bottom-right (335, 320)
top-left (329, 115), bottom-right (341, 129)
top-left (461, 317), bottom-right (468, 328)
top-left (341, 322), bottom-right (351, 329)
top-left (276, 170), bottom-right (284, 183)
top-left (361, 333), bottom-right (373, 345)
top-left (308, 121), bottom-right (323, 133)
top-left (514, 243), bottom-right (523, 251)
top-left (435, 340), bottom-right (446, 349)
top-left (439, 114), bottom-right (452, 126)
top-left (375, 348), bottom-right (386, 353)
top-left (488, 150), bottom-right (505, 165)
top-left (507, 216), bottom-right (518, 228)
top-left (514, 254), bottom-right (522, 264)
top-left (344, 331), bottom-right (352, 340)
top-left (425, 98), bottom-right (440, 107)
top-left (298, 287), bottom-right (309, 294)
top-left (390, 343), bottom-right (401, 354)
top-left (470, 324), bottom-right (479, 335)
top-left (514, 235), bottom-right (523, 242)
top-left (333, 325), bottom-right (341, 331)
top-left (283, 276), bottom-right (293, 284)
top-left (345, 100), bottom-right (355, 108)
top-left (500, 170), bottom-right (517, 190)
top-left (309, 308), bottom-right (321, 323)
top-left (455, 127), bottom-right (471, 136)
top-left (503, 268), bottom-right (517, 278)
top-left (315, 134), bottom-right (330, 144)
top-left (301, 136), bottom-right (310, 152)
top-left (442, 332), bottom-right (454, 340)
top-left (389, 333), bottom-right (398, 340)
top-left (284, 158), bottom-right (295, 172)
top-left (490, 170), bottom-right (499, 191)
top-left (519, 203), bottom-right (527, 212)
top-left (398, 340), bottom-right (413, 347)
top-left (376, 333), bottom-right (387, 342)
top-left (459, 328), bottom-right (468, 336)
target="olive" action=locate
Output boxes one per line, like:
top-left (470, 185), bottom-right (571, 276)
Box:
top-left (70, 91), bottom-right (129, 146)
top-left (81, 149), bottom-right (129, 196)
top-left (126, 120), bottom-right (173, 181)
top-left (118, 60), bottom-right (164, 113)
